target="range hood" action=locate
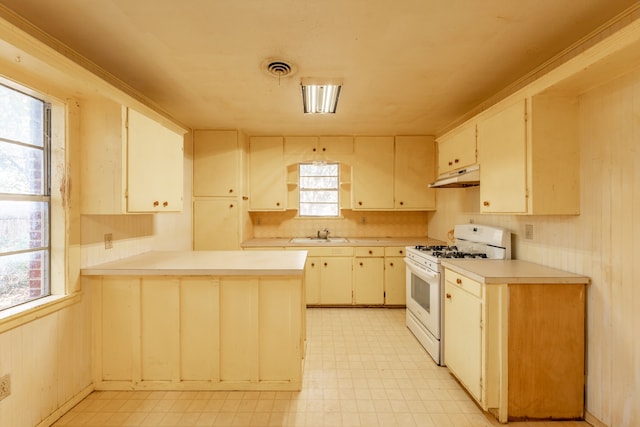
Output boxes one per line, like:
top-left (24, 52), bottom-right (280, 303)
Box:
top-left (428, 164), bottom-right (480, 188)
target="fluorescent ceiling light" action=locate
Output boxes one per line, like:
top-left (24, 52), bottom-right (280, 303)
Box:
top-left (301, 79), bottom-right (342, 114)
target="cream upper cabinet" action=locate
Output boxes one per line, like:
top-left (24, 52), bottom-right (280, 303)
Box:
top-left (192, 130), bottom-right (248, 250)
top-left (80, 97), bottom-right (185, 214)
top-left (437, 123), bottom-right (476, 175)
top-left (477, 95), bottom-right (579, 215)
top-left (352, 136), bottom-right (395, 210)
top-left (477, 99), bottom-right (528, 213)
top-left (394, 136), bottom-right (436, 210)
top-left (249, 136), bottom-right (286, 211)
top-left (193, 130), bottom-right (243, 197)
top-left (284, 136), bottom-right (353, 163)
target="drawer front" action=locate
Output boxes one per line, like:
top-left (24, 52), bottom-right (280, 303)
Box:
top-left (445, 269), bottom-right (482, 298)
top-left (384, 246), bottom-right (406, 257)
top-left (295, 246), bottom-right (355, 257)
top-left (355, 247), bottom-right (384, 257)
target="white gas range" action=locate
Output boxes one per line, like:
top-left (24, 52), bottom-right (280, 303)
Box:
top-left (404, 224), bottom-right (511, 365)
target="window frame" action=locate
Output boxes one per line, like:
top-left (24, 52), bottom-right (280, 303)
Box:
top-left (298, 162), bottom-right (340, 218)
top-left (0, 76), bottom-right (76, 331)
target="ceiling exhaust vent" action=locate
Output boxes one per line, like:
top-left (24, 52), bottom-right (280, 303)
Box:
top-left (263, 59), bottom-right (296, 78)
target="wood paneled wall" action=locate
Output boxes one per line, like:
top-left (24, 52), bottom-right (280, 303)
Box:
top-left (428, 69), bottom-right (640, 427)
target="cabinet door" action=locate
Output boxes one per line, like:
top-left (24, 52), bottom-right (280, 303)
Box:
top-left (193, 130), bottom-right (240, 197)
top-left (127, 108), bottom-right (184, 212)
top-left (249, 137), bottom-right (286, 211)
top-left (394, 136), bottom-right (436, 209)
top-left (437, 124), bottom-right (476, 175)
top-left (320, 257), bottom-right (353, 304)
top-left (354, 257), bottom-right (384, 304)
top-left (477, 100), bottom-right (527, 213)
top-left (444, 281), bottom-right (482, 401)
top-left (193, 199), bottom-right (240, 250)
top-left (304, 257), bottom-right (321, 305)
top-left (384, 257), bottom-right (406, 305)
top-left (353, 136), bottom-right (394, 209)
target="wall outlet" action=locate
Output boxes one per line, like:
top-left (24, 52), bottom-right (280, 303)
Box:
top-left (0, 374), bottom-right (10, 401)
top-left (524, 224), bottom-right (534, 240)
top-left (104, 233), bottom-right (113, 249)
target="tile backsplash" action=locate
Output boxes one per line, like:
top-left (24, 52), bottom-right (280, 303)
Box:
top-left (250, 210), bottom-right (429, 238)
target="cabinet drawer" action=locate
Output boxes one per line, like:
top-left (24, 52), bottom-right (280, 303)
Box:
top-left (384, 247), bottom-right (406, 257)
top-left (355, 247), bottom-right (384, 257)
top-left (445, 269), bottom-right (482, 298)
top-left (296, 246), bottom-right (355, 257)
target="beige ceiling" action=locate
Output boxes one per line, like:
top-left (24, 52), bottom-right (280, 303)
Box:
top-left (0, 0), bottom-right (638, 136)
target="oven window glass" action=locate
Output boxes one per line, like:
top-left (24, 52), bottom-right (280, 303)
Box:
top-left (411, 273), bottom-right (430, 313)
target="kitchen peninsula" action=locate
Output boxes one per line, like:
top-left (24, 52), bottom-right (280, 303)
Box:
top-left (82, 250), bottom-right (307, 391)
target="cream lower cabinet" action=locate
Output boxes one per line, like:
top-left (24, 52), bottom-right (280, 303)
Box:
top-left (90, 274), bottom-right (304, 391)
top-left (384, 247), bottom-right (407, 305)
top-left (293, 246), bottom-right (354, 305)
top-left (443, 268), bottom-right (586, 422)
top-left (353, 247), bottom-right (384, 305)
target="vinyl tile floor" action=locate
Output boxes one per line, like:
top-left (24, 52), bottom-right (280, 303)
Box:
top-left (52, 308), bottom-right (591, 427)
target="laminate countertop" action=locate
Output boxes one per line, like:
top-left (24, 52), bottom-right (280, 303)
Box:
top-left (81, 250), bottom-right (307, 276)
top-left (441, 259), bottom-right (590, 285)
top-left (241, 236), bottom-right (444, 248)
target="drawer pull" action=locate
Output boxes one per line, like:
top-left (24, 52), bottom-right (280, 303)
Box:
top-left (153, 200), bottom-right (159, 207)
top-left (456, 278), bottom-right (462, 285)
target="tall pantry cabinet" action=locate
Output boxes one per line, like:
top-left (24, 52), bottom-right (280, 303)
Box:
top-left (192, 130), bottom-right (251, 250)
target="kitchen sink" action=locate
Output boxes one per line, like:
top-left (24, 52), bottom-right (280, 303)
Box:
top-left (289, 237), bottom-right (350, 244)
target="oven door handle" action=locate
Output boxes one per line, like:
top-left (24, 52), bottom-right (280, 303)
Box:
top-left (405, 258), bottom-right (439, 280)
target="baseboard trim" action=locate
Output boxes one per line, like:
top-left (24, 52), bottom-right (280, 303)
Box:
top-left (585, 411), bottom-right (609, 427)
top-left (37, 384), bottom-right (95, 427)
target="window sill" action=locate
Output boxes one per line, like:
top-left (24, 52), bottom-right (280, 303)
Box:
top-left (0, 292), bottom-right (83, 334)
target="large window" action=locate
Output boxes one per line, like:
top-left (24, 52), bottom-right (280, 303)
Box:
top-left (299, 162), bottom-right (339, 217)
top-left (0, 83), bottom-right (51, 311)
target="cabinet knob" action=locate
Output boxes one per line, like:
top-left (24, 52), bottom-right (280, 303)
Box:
top-left (153, 200), bottom-right (159, 207)
top-left (454, 159), bottom-right (459, 164)
top-left (399, 250), bottom-right (403, 255)
top-left (324, 262), bottom-right (328, 267)
top-left (368, 250), bottom-right (373, 254)
top-left (229, 188), bottom-right (234, 193)
top-left (448, 161), bottom-right (453, 166)
top-left (163, 201), bottom-right (168, 207)
top-left (358, 201), bottom-right (363, 206)
top-left (399, 201), bottom-right (404, 206)
top-left (456, 278), bottom-right (462, 285)
top-left (389, 262), bottom-right (394, 267)
top-left (359, 262), bottom-right (363, 266)
top-left (483, 201), bottom-right (490, 207)
top-left (311, 263), bottom-right (315, 267)
top-left (276, 202), bottom-right (280, 206)
top-left (312, 147), bottom-right (317, 152)
top-left (446, 293), bottom-right (452, 299)
top-left (229, 204), bottom-right (234, 208)
top-left (322, 147), bottom-right (326, 152)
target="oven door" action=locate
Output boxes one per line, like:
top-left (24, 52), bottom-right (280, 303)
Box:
top-left (405, 258), bottom-right (441, 339)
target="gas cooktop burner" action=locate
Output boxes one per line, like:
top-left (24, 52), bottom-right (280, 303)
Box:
top-left (414, 245), bottom-right (458, 251)
top-left (432, 251), bottom-right (488, 259)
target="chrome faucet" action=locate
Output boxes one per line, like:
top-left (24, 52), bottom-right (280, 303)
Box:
top-left (317, 228), bottom-right (330, 239)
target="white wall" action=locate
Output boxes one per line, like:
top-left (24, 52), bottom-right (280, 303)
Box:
top-left (428, 68), bottom-right (640, 427)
